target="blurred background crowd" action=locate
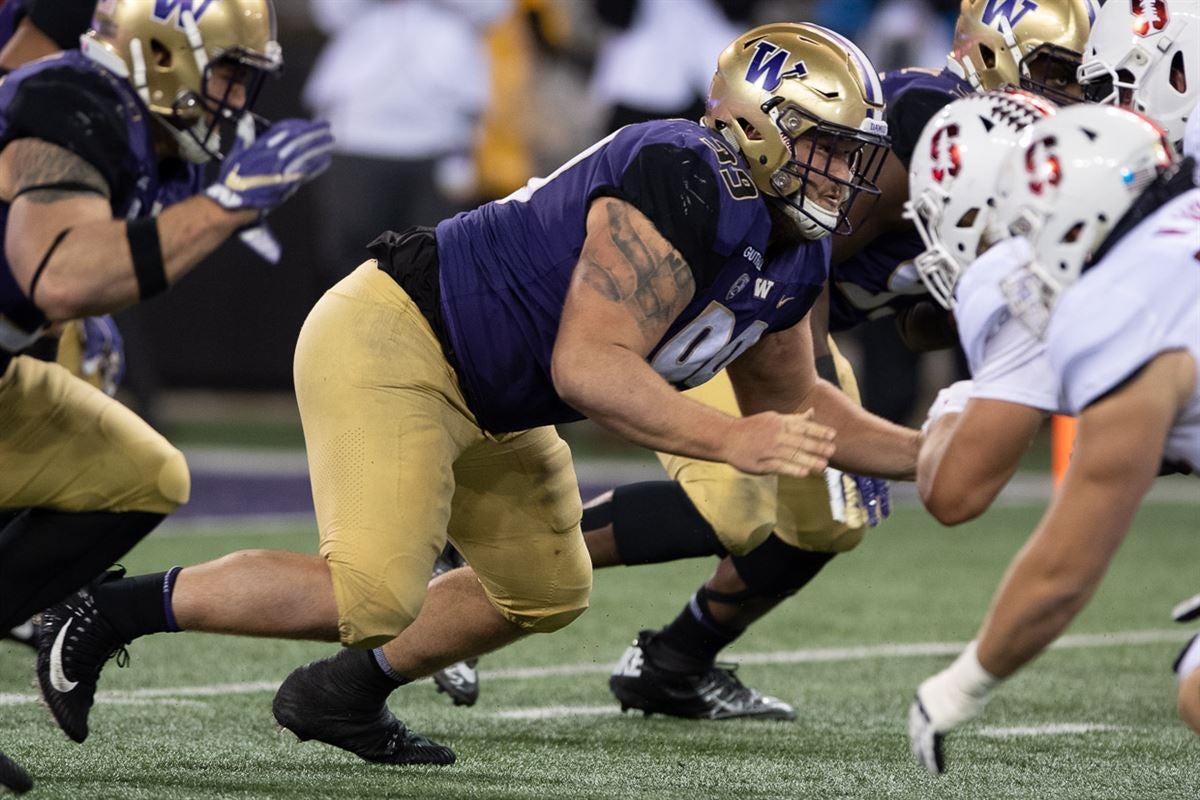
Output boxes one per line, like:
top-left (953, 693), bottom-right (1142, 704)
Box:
top-left (118, 0), bottom-right (962, 434)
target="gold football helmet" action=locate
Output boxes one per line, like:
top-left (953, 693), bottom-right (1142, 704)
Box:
top-left (704, 23), bottom-right (890, 239)
top-left (82, 0), bottom-right (282, 163)
top-left (948, 0), bottom-right (1099, 103)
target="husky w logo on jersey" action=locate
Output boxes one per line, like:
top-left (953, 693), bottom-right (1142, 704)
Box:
top-left (744, 40), bottom-right (808, 92)
top-left (1130, 0), bottom-right (1169, 36)
top-left (153, 0), bottom-right (217, 24)
top-left (981, 0), bottom-right (1040, 28)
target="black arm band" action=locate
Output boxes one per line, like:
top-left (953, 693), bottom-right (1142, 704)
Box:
top-left (815, 354), bottom-right (841, 388)
top-left (28, 227), bottom-right (72, 306)
top-left (127, 217), bottom-right (167, 300)
top-left (13, 181), bottom-right (109, 201)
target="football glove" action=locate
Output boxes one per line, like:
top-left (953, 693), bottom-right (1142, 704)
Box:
top-left (851, 475), bottom-right (890, 527)
top-left (56, 316), bottom-right (124, 396)
top-left (206, 118), bottom-right (333, 213)
top-left (921, 379), bottom-right (974, 435)
top-left (81, 316), bottom-right (124, 396)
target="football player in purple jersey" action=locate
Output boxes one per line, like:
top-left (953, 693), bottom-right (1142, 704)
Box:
top-left (574, 0), bottom-right (1098, 723)
top-left (39, 22), bottom-right (926, 766)
top-left (0, 0), bottom-right (329, 791)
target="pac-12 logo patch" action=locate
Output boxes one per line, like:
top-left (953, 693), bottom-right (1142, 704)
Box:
top-left (744, 40), bottom-right (808, 92)
top-left (154, 0), bottom-right (217, 25)
top-left (981, 0), bottom-right (1040, 28)
top-left (930, 124), bottom-right (962, 184)
top-left (1130, 0), bottom-right (1169, 36)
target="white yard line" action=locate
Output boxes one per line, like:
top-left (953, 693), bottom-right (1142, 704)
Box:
top-left (492, 705), bottom-right (621, 721)
top-left (0, 628), bottom-right (1186, 708)
top-left (977, 723), bottom-right (1123, 737)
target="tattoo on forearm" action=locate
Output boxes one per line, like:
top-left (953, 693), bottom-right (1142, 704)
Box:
top-left (7, 139), bottom-right (109, 203)
top-left (581, 201), bottom-right (695, 332)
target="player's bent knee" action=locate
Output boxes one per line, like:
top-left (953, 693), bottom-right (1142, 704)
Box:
top-left (121, 441), bottom-right (190, 514)
top-left (325, 558), bottom-right (427, 650)
top-left (154, 446), bottom-right (191, 510)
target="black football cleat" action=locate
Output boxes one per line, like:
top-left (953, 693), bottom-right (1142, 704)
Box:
top-left (3, 618), bottom-right (38, 651)
top-left (273, 655), bottom-right (456, 766)
top-left (432, 659), bottom-right (479, 707)
top-left (609, 630), bottom-right (796, 721)
top-left (36, 571), bottom-right (130, 743)
top-left (0, 749), bottom-right (33, 794)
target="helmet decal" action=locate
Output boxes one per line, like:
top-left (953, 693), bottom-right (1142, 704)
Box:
top-left (1025, 135), bottom-right (1062, 196)
top-left (744, 40), bottom-right (807, 92)
top-left (930, 124), bottom-right (963, 184)
top-left (153, 0), bottom-right (218, 25)
top-left (1130, 0), bottom-right (1169, 36)
top-left (981, 0), bottom-right (1041, 29)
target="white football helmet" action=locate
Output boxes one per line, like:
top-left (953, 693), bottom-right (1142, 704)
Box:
top-left (993, 104), bottom-right (1175, 335)
top-left (1078, 0), bottom-right (1200, 147)
top-left (905, 90), bottom-right (1056, 309)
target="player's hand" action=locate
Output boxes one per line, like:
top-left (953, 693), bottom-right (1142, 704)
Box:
top-left (908, 654), bottom-right (996, 776)
top-left (206, 118), bottom-right (334, 213)
top-left (723, 409), bottom-right (836, 477)
top-left (921, 379), bottom-right (974, 435)
top-left (851, 475), bottom-right (890, 526)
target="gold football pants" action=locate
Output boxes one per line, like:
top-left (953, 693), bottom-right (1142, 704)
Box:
top-left (293, 262), bottom-right (591, 649)
top-left (656, 338), bottom-right (868, 556)
top-left (0, 355), bottom-right (188, 514)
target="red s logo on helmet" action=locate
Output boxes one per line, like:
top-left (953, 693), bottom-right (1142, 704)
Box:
top-left (1025, 135), bottom-right (1061, 196)
top-left (930, 124), bottom-right (962, 184)
top-left (1130, 0), bottom-right (1169, 36)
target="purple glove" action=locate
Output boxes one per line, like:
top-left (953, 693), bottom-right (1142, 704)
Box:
top-left (852, 475), bottom-right (890, 527)
top-left (206, 118), bottom-right (333, 213)
top-left (81, 315), bottom-right (124, 396)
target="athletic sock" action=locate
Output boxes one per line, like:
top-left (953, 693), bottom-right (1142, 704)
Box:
top-left (92, 566), bottom-right (183, 641)
top-left (648, 590), bottom-right (744, 674)
top-left (370, 648), bottom-right (412, 686)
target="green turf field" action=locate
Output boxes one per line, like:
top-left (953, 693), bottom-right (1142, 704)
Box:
top-left (3, 503), bottom-right (1198, 799)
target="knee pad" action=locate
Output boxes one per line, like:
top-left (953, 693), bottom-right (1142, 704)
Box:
top-left (729, 534), bottom-right (836, 601)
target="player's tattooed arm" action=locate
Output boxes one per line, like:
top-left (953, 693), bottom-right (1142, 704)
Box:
top-left (1, 137), bottom-right (255, 320)
top-left (2, 138), bottom-right (110, 203)
top-left (575, 198), bottom-right (695, 347)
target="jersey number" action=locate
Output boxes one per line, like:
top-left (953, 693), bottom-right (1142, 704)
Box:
top-left (651, 301), bottom-right (768, 387)
top-left (699, 137), bottom-right (759, 200)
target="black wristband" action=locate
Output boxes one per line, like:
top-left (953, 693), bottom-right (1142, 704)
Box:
top-left (127, 217), bottom-right (167, 300)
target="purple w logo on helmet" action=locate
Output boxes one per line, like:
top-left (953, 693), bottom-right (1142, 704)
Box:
top-left (981, 0), bottom-right (1040, 27)
top-left (744, 41), bottom-right (808, 93)
top-left (153, 0), bottom-right (218, 25)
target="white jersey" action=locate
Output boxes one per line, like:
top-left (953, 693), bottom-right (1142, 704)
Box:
top-left (954, 237), bottom-right (1064, 413)
top-left (1185, 98), bottom-right (1200, 181)
top-left (1047, 188), bottom-right (1200, 472)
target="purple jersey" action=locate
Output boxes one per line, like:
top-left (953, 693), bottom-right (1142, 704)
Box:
top-left (0, 51), bottom-right (202, 350)
top-left (435, 120), bottom-right (829, 432)
top-left (830, 67), bottom-right (972, 332)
